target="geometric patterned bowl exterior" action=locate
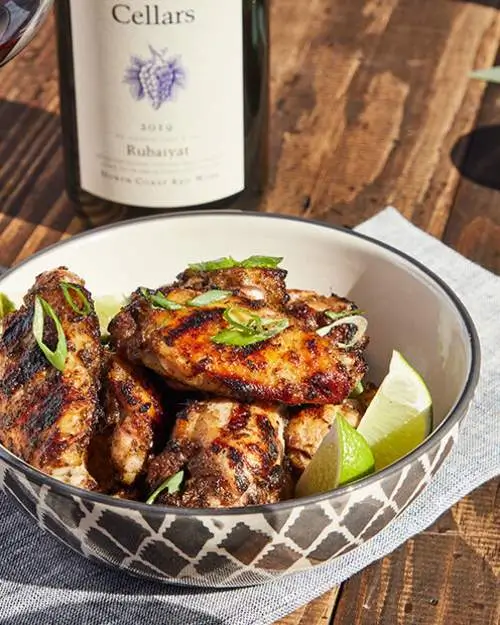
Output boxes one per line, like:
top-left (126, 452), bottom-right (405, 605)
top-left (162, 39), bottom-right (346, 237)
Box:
top-left (0, 424), bottom-right (459, 588)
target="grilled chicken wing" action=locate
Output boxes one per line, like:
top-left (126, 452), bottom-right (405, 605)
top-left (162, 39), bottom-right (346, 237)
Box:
top-left (146, 398), bottom-right (291, 507)
top-left (285, 400), bottom-right (364, 474)
top-left (103, 353), bottom-right (164, 486)
top-left (110, 288), bottom-right (366, 405)
top-left (0, 268), bottom-right (103, 489)
top-left (176, 266), bottom-right (288, 308)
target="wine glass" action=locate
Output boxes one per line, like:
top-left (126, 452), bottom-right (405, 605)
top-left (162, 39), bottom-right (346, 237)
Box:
top-left (0, 0), bottom-right (53, 66)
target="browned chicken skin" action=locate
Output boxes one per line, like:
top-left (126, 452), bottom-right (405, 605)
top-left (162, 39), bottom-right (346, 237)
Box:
top-left (146, 398), bottom-right (291, 508)
top-left (0, 268), bottom-right (103, 489)
top-left (103, 353), bottom-right (164, 486)
top-left (176, 266), bottom-right (289, 309)
top-left (109, 286), bottom-right (366, 406)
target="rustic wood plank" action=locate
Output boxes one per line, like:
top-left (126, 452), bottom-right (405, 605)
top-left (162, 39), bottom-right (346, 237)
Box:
top-left (331, 480), bottom-right (500, 625)
top-left (265, 0), bottom-right (500, 237)
top-left (443, 64), bottom-right (500, 274)
top-left (0, 17), bottom-right (82, 268)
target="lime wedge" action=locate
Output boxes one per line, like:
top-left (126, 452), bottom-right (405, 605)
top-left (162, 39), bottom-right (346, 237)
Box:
top-left (95, 296), bottom-right (125, 335)
top-left (357, 350), bottom-right (432, 470)
top-left (295, 414), bottom-right (375, 498)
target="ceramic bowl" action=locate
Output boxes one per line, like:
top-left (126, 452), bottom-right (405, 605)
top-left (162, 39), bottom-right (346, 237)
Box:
top-left (0, 212), bottom-right (480, 588)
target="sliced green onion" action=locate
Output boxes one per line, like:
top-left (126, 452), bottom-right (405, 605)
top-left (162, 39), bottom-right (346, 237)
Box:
top-left (240, 255), bottom-right (283, 268)
top-left (317, 314), bottom-right (368, 348)
top-left (32, 296), bottom-right (68, 372)
top-left (141, 288), bottom-right (184, 311)
top-left (146, 470), bottom-right (185, 504)
top-left (224, 306), bottom-right (263, 332)
top-left (213, 321), bottom-right (289, 347)
top-left (0, 293), bottom-right (16, 319)
top-left (60, 281), bottom-right (91, 316)
top-left (187, 290), bottom-right (232, 307)
top-left (349, 380), bottom-right (364, 398)
top-left (188, 255), bottom-right (283, 272)
top-left (189, 257), bottom-right (238, 272)
top-left (325, 308), bottom-right (364, 321)
top-left (213, 306), bottom-right (289, 346)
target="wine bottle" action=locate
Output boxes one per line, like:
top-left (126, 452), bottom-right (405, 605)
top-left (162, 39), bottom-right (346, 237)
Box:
top-left (55, 1), bottom-right (269, 224)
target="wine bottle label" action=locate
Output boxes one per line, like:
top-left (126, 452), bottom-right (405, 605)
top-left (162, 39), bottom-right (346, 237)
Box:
top-left (68, 1), bottom-right (245, 208)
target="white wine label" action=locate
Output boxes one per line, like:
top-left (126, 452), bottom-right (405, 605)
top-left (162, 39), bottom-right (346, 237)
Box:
top-left (69, 1), bottom-right (245, 208)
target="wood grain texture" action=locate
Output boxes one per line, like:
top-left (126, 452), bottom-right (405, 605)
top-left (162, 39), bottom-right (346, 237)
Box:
top-left (265, 0), bottom-right (500, 237)
top-left (330, 480), bottom-right (500, 625)
top-left (0, 5), bottom-right (498, 625)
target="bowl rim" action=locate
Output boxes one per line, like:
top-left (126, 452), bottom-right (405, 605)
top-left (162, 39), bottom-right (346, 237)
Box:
top-left (0, 210), bottom-right (481, 516)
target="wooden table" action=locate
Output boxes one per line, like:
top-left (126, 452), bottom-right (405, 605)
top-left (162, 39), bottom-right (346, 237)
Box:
top-left (1, 3), bottom-right (499, 623)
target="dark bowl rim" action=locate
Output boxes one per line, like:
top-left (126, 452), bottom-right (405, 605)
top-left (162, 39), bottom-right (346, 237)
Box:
top-left (0, 210), bottom-right (481, 516)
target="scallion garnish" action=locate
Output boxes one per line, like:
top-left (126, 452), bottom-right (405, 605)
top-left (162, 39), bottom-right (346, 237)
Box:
top-left (240, 255), bottom-right (283, 268)
top-left (324, 308), bottom-right (364, 321)
top-left (186, 290), bottom-right (232, 307)
top-left (317, 312), bottom-right (368, 348)
top-left (189, 257), bottom-right (239, 272)
top-left (141, 288), bottom-right (184, 311)
top-left (349, 380), bottom-right (364, 397)
top-left (32, 296), bottom-right (68, 372)
top-left (189, 255), bottom-right (283, 272)
top-left (0, 293), bottom-right (15, 319)
top-left (146, 470), bottom-right (185, 504)
top-left (60, 281), bottom-right (91, 316)
top-left (212, 306), bottom-right (289, 347)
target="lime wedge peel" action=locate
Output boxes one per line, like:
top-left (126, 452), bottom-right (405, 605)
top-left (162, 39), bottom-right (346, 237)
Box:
top-left (295, 414), bottom-right (375, 498)
top-left (95, 295), bottom-right (126, 335)
top-left (357, 350), bottom-right (433, 471)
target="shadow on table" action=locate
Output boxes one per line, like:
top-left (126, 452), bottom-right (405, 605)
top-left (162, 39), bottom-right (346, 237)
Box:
top-left (0, 99), bottom-right (79, 233)
top-left (451, 125), bottom-right (500, 190)
top-left (0, 599), bottom-right (225, 625)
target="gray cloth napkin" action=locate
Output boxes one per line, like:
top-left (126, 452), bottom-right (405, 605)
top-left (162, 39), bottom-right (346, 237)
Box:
top-left (1, 208), bottom-right (499, 625)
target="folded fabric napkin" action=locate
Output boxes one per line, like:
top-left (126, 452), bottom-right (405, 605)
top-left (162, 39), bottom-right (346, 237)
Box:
top-left (1, 207), bottom-right (498, 625)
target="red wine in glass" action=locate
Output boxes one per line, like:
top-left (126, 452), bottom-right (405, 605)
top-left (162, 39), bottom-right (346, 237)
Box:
top-left (0, 0), bottom-right (52, 66)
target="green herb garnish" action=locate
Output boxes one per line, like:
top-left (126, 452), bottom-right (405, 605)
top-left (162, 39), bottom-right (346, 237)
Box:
top-left (141, 288), bottom-right (184, 311)
top-left (349, 380), bottom-right (364, 398)
top-left (32, 296), bottom-right (68, 372)
top-left (60, 281), bottom-right (91, 316)
top-left (189, 255), bottom-right (283, 272)
top-left (317, 309), bottom-right (364, 337)
top-left (0, 293), bottom-right (15, 319)
top-left (146, 470), bottom-right (185, 504)
top-left (187, 290), bottom-right (232, 307)
top-left (189, 257), bottom-right (239, 272)
top-left (325, 309), bottom-right (364, 321)
top-left (240, 255), bottom-right (283, 268)
top-left (212, 306), bottom-right (289, 347)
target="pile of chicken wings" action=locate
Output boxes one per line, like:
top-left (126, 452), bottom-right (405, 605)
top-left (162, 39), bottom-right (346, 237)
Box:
top-left (0, 260), bottom-right (373, 508)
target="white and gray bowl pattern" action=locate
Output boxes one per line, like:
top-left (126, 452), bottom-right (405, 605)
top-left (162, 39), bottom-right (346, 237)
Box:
top-left (0, 425), bottom-right (457, 588)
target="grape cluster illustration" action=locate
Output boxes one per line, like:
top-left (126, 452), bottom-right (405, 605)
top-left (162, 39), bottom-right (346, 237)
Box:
top-left (124, 46), bottom-right (186, 110)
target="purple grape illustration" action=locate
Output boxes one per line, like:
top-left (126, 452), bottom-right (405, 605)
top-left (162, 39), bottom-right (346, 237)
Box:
top-left (124, 46), bottom-right (186, 110)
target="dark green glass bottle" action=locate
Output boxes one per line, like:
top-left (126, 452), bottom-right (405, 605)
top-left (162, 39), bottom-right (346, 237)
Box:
top-left (55, 1), bottom-right (269, 225)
